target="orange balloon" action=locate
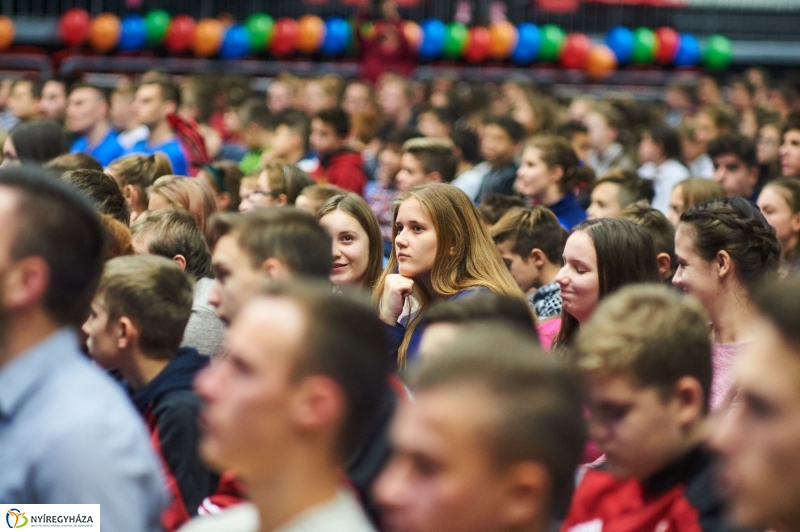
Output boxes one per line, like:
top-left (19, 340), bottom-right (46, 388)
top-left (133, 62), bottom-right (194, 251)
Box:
top-left (0, 16), bottom-right (14, 51)
top-left (89, 13), bottom-right (120, 52)
top-left (296, 15), bottom-right (325, 54)
top-left (488, 21), bottom-right (517, 60)
top-left (585, 44), bottom-right (618, 79)
top-left (192, 18), bottom-right (224, 57)
top-left (402, 21), bottom-right (422, 51)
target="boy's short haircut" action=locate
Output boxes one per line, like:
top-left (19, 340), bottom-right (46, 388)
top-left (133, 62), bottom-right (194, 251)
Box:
top-left (450, 128), bottom-right (481, 165)
top-left (298, 184), bottom-right (346, 207)
top-left (208, 208), bottom-right (332, 279)
top-left (478, 193), bottom-right (526, 225)
top-left (700, 104), bottom-right (738, 133)
top-left (241, 104), bottom-right (274, 131)
top-left (274, 108), bottom-right (311, 150)
top-left (44, 152), bottom-right (104, 174)
top-left (401, 137), bottom-right (458, 183)
top-left (62, 169), bottom-right (131, 226)
top-left (753, 275), bottom-right (800, 349)
top-left (141, 80), bottom-right (181, 107)
top-left (131, 209), bottom-right (212, 280)
top-left (592, 168), bottom-right (656, 207)
top-left (68, 82), bottom-right (110, 103)
top-left (97, 255), bottom-right (194, 359)
top-left (707, 133), bottom-right (758, 169)
top-left (410, 324), bottom-right (586, 519)
top-left (573, 284), bottom-right (712, 413)
top-left (419, 104), bottom-right (458, 128)
top-left (620, 204), bottom-right (676, 272)
top-left (490, 206), bottom-right (567, 265)
top-left (483, 116), bottom-right (525, 144)
top-left (13, 79), bottom-right (45, 99)
top-left (314, 107), bottom-right (350, 138)
top-left (384, 127), bottom-right (422, 152)
top-left (784, 111), bottom-right (800, 136)
top-left (420, 293), bottom-right (538, 342)
top-left (556, 120), bottom-right (589, 140)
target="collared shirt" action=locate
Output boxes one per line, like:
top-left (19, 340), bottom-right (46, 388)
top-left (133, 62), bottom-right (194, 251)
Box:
top-left (70, 129), bottom-right (126, 167)
top-left (638, 158), bottom-right (691, 216)
top-left (179, 489), bottom-right (376, 532)
top-left (0, 328), bottom-right (167, 532)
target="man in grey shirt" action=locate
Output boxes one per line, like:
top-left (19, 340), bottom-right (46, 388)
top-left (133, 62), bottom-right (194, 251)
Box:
top-left (131, 209), bottom-right (226, 357)
top-left (0, 166), bottom-right (166, 531)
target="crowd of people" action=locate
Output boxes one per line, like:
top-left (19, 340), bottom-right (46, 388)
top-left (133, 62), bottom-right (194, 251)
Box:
top-left (1, 63), bottom-right (800, 532)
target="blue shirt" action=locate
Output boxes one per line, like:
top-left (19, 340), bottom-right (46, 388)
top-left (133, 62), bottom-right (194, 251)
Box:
top-left (0, 329), bottom-right (166, 531)
top-left (70, 129), bottom-right (126, 167)
top-left (128, 136), bottom-right (189, 176)
top-left (548, 193), bottom-right (587, 230)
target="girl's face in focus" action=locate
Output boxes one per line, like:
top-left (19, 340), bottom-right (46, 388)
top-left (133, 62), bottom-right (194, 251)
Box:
top-left (394, 198), bottom-right (438, 280)
top-left (556, 230), bottom-right (600, 324)
top-left (320, 209), bottom-right (371, 287)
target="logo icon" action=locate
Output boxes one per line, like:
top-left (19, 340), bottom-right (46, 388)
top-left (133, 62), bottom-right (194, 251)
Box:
top-left (5, 509), bottom-right (27, 529)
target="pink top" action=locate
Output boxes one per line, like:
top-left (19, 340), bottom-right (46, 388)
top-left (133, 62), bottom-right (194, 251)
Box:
top-left (537, 317), bottom-right (562, 351)
top-left (711, 342), bottom-right (749, 411)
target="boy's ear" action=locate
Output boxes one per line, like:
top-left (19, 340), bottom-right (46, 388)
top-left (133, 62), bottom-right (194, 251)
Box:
top-left (673, 375), bottom-right (705, 428)
top-left (427, 171), bottom-right (443, 184)
top-left (117, 316), bottom-right (140, 351)
top-left (528, 248), bottom-right (546, 267)
top-left (656, 253), bottom-right (673, 279)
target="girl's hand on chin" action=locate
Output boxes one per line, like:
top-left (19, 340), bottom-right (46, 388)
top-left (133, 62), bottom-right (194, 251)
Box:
top-left (379, 274), bottom-right (415, 325)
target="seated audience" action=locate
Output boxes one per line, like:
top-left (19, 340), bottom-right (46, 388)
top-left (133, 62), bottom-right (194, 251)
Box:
top-left (2, 119), bottom-right (69, 167)
top-left (131, 209), bottom-right (225, 357)
top-left (106, 152), bottom-right (173, 222)
top-left (181, 283), bottom-right (390, 532)
top-left (62, 168), bottom-right (131, 226)
top-left (588, 169), bottom-right (654, 220)
top-left (637, 124), bottom-right (690, 215)
top-left (197, 161), bottom-right (244, 213)
top-left (0, 165), bottom-right (165, 531)
top-left (757, 176), bottom-right (800, 275)
top-left (39, 78), bottom-right (68, 124)
top-left (585, 104), bottom-right (635, 176)
top-left (515, 135), bottom-right (590, 230)
top-left (780, 110), bottom-right (800, 177)
top-left (83, 255), bottom-right (217, 530)
top-left (667, 177), bottom-right (726, 227)
top-left (711, 276), bottom-right (800, 532)
top-left (376, 325), bottom-right (586, 532)
top-left (296, 184), bottom-right (347, 214)
top-left (237, 104), bottom-right (274, 175)
top-left (66, 83), bottom-right (125, 166)
top-left (708, 133), bottom-right (760, 200)
top-left (309, 107), bottom-right (367, 195)
top-left (317, 193), bottom-right (384, 292)
top-left (620, 204), bottom-right (677, 283)
top-left (673, 197), bottom-right (780, 410)
top-left (148, 175), bottom-right (217, 234)
top-left (477, 116), bottom-right (524, 199)
top-left (8, 79), bottom-right (44, 122)
top-left (563, 285), bottom-right (731, 532)
top-left (248, 162), bottom-right (315, 210)
top-left (395, 137), bottom-right (458, 192)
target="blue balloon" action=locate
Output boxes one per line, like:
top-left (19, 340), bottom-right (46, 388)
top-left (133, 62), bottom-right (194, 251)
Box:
top-left (419, 19), bottom-right (446, 60)
top-left (118, 15), bottom-right (146, 51)
top-left (321, 17), bottom-right (350, 56)
top-left (674, 33), bottom-right (701, 67)
top-left (605, 26), bottom-right (633, 64)
top-left (511, 22), bottom-right (540, 65)
top-left (219, 24), bottom-right (250, 59)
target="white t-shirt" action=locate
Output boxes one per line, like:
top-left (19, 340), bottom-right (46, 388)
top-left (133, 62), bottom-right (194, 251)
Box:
top-left (639, 159), bottom-right (691, 215)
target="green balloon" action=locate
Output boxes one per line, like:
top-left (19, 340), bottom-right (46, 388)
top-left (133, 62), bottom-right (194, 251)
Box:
top-left (703, 34), bottom-right (733, 72)
top-left (631, 27), bottom-right (656, 64)
top-left (539, 25), bottom-right (565, 62)
top-left (443, 22), bottom-right (468, 59)
top-left (245, 13), bottom-right (274, 52)
top-left (144, 9), bottom-right (171, 46)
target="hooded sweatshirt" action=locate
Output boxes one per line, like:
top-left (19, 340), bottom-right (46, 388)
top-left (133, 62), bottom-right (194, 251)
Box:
top-left (131, 347), bottom-right (217, 531)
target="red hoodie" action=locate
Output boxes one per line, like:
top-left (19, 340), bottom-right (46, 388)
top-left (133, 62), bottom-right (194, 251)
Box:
top-left (313, 149), bottom-right (367, 196)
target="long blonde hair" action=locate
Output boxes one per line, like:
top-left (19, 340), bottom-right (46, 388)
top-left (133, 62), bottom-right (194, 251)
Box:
top-left (373, 183), bottom-right (525, 366)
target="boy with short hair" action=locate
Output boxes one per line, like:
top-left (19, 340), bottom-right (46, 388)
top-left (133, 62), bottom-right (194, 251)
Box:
top-left (708, 133), bottom-right (760, 200)
top-left (238, 104), bottom-right (274, 175)
top-left (587, 169), bottom-right (654, 220)
top-left (780, 110), bottom-right (800, 177)
top-left (261, 108), bottom-right (315, 171)
top-left (310, 107), bottom-right (367, 195)
top-left (477, 116), bottom-right (524, 200)
top-left (490, 205), bottom-right (567, 320)
top-left (416, 104), bottom-right (456, 139)
top-left (620, 203), bottom-right (677, 283)
top-left (395, 137), bottom-right (458, 192)
top-left (562, 285), bottom-right (734, 532)
top-left (82, 255), bottom-right (217, 530)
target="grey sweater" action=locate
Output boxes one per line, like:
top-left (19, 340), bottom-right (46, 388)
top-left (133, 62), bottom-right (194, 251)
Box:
top-left (181, 277), bottom-right (226, 358)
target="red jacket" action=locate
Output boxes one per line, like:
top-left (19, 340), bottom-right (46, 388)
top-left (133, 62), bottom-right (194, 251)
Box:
top-left (313, 149), bottom-right (367, 196)
top-left (561, 446), bottom-right (735, 532)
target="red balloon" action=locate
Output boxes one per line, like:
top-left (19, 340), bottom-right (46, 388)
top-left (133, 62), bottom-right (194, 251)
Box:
top-left (59, 8), bottom-right (90, 46)
top-left (655, 27), bottom-right (679, 64)
top-left (270, 18), bottom-right (299, 57)
top-left (464, 26), bottom-right (490, 63)
top-left (164, 15), bottom-right (196, 54)
top-left (560, 33), bottom-right (592, 69)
